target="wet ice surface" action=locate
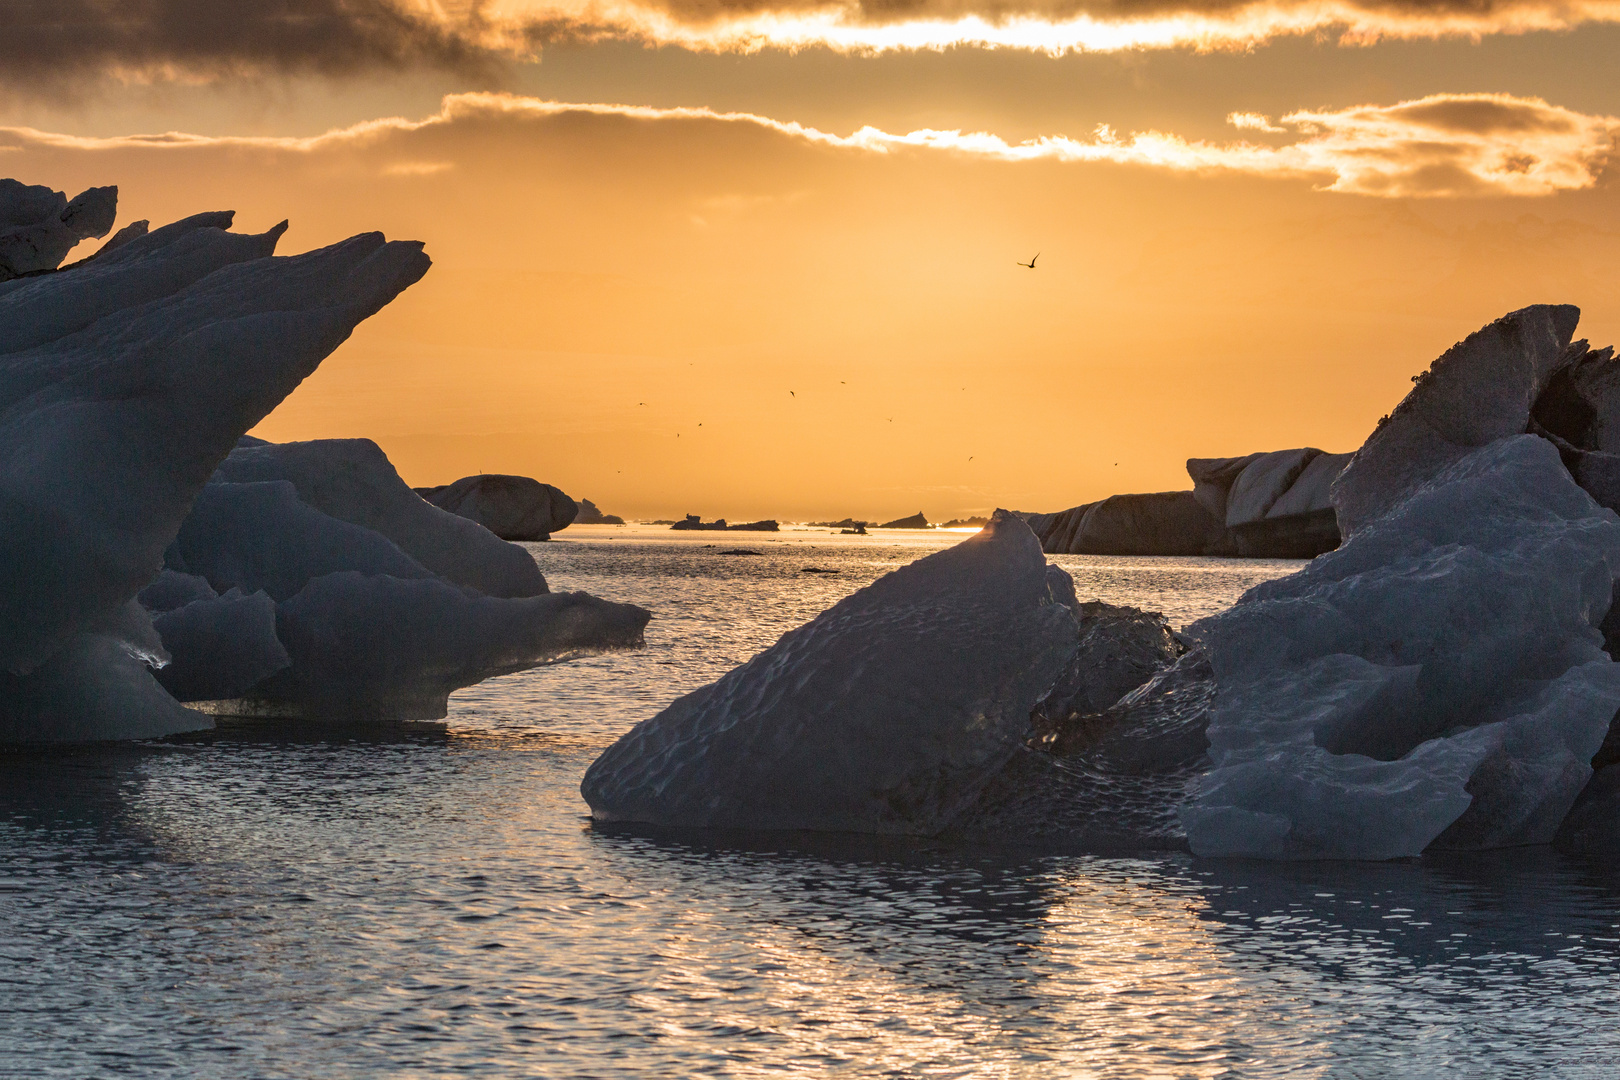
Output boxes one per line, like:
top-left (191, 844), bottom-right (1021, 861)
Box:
top-left (5, 526), bottom-right (1620, 1078)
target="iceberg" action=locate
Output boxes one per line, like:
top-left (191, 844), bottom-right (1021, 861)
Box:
top-left (0, 180), bottom-right (117, 278)
top-left (0, 178), bottom-right (648, 740)
top-left (169, 480), bottom-right (435, 601)
top-left (213, 439), bottom-right (547, 598)
top-left (264, 573), bottom-right (649, 721)
top-left (581, 510), bottom-right (1080, 834)
top-left (416, 473), bottom-right (578, 541)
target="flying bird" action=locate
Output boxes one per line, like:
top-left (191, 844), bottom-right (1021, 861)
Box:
top-left (1017, 253), bottom-right (1039, 269)
top-left (790, 391), bottom-right (796, 397)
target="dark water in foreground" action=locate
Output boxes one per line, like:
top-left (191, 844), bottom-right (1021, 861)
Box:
top-left (3, 527), bottom-right (1618, 1078)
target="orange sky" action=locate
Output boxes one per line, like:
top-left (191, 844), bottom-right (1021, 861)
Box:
top-left (4, 4), bottom-right (1619, 521)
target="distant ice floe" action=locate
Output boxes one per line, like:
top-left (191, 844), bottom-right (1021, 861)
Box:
top-left (588, 304), bottom-right (1620, 859)
top-left (0, 178), bottom-right (648, 741)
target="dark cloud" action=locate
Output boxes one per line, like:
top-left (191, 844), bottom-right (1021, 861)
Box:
top-left (1386, 97), bottom-right (1579, 135)
top-left (0, 0), bottom-right (503, 87)
top-left (1, 0), bottom-right (1616, 88)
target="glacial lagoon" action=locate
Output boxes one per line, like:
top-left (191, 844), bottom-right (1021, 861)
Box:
top-left (4, 527), bottom-right (1619, 1077)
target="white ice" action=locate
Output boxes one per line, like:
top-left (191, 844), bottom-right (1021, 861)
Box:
top-left (1181, 436), bottom-right (1620, 858)
top-left (151, 589), bottom-right (291, 703)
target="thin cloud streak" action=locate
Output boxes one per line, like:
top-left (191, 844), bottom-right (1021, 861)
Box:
top-left (5, 91), bottom-right (1613, 197)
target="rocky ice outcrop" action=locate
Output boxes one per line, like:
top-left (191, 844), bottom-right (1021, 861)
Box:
top-left (880, 512), bottom-right (931, 529)
top-left (0, 179), bottom-right (648, 740)
top-left (581, 510), bottom-right (1079, 833)
top-left (1025, 449), bottom-right (1350, 559)
top-left (416, 473), bottom-right (579, 541)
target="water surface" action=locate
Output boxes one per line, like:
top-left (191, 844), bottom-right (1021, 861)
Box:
top-left (3, 527), bottom-right (1617, 1077)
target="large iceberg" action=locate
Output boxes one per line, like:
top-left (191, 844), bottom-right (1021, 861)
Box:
top-left (0, 178), bottom-right (648, 740)
top-left (1182, 436), bottom-right (1620, 858)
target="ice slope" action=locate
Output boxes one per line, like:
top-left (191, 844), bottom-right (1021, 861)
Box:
top-left (581, 510), bottom-right (1080, 834)
top-left (1182, 436), bottom-right (1620, 859)
top-left (169, 481), bottom-right (435, 600)
top-left (1331, 304), bottom-right (1579, 537)
top-left (212, 439), bottom-right (546, 598)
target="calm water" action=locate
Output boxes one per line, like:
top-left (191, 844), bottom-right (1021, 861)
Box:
top-left (4, 527), bottom-right (1619, 1078)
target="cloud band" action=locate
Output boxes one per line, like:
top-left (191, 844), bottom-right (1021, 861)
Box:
top-left (5, 90), bottom-right (1613, 197)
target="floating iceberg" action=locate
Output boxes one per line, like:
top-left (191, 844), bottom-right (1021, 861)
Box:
top-left (581, 510), bottom-right (1079, 834)
top-left (0, 179), bottom-right (647, 740)
top-left (1183, 436), bottom-right (1620, 858)
top-left (416, 473), bottom-right (578, 541)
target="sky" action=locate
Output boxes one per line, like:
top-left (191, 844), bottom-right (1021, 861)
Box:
top-left (3, 1), bottom-right (1618, 522)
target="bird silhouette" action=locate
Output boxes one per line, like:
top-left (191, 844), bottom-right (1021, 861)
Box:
top-left (1017, 253), bottom-right (1039, 269)
top-left (637, 402), bottom-right (646, 406)
top-left (789, 391), bottom-right (796, 397)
